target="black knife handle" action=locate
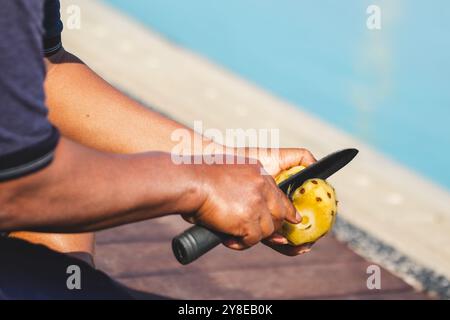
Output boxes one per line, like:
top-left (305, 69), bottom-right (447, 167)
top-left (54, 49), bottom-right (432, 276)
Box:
top-left (172, 225), bottom-right (223, 265)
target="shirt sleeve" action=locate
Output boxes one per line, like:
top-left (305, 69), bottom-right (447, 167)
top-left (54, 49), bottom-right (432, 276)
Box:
top-left (0, 0), bottom-right (60, 182)
top-left (43, 0), bottom-right (64, 56)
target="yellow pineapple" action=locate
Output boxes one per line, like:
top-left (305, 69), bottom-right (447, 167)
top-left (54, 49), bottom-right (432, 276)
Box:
top-left (276, 166), bottom-right (338, 246)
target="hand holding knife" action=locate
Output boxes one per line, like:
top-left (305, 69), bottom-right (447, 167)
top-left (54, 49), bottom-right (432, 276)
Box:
top-left (172, 148), bottom-right (358, 265)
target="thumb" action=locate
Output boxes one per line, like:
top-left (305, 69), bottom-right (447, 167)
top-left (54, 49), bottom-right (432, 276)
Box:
top-left (282, 195), bottom-right (302, 224)
top-left (279, 148), bottom-right (317, 170)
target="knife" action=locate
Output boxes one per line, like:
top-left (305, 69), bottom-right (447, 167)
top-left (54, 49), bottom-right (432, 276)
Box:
top-left (172, 148), bottom-right (358, 265)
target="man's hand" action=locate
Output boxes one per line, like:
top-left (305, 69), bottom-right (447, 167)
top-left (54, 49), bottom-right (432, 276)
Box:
top-left (253, 147), bottom-right (317, 256)
top-left (183, 147), bottom-right (318, 255)
top-left (249, 147), bottom-right (317, 177)
top-left (183, 157), bottom-right (302, 250)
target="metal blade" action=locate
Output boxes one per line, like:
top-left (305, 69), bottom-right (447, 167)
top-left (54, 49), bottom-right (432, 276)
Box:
top-left (278, 148), bottom-right (358, 197)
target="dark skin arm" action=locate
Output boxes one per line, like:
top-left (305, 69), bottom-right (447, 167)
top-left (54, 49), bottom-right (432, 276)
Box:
top-left (1, 137), bottom-right (303, 253)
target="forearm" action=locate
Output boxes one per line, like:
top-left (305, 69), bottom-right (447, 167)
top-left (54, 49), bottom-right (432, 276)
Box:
top-left (0, 138), bottom-right (201, 233)
top-left (44, 49), bottom-right (220, 155)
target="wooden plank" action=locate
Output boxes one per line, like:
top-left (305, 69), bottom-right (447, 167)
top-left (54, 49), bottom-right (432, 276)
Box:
top-left (96, 219), bottom-right (425, 299)
top-left (95, 235), bottom-right (362, 278)
top-left (114, 261), bottom-right (413, 299)
top-left (96, 225), bottom-right (426, 299)
top-left (96, 217), bottom-right (184, 244)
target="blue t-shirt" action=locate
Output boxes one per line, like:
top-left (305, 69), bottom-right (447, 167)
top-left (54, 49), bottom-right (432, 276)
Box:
top-left (0, 0), bottom-right (62, 181)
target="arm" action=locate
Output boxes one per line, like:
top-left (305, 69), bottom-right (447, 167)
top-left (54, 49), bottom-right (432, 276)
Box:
top-left (1, 138), bottom-right (299, 247)
top-left (1, 138), bottom-right (200, 233)
top-left (44, 48), bottom-right (317, 175)
top-left (44, 48), bottom-right (214, 155)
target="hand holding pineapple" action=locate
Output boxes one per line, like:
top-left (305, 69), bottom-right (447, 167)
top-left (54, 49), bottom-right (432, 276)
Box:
top-left (275, 166), bottom-right (338, 246)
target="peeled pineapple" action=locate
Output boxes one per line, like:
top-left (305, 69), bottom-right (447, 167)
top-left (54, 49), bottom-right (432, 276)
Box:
top-left (276, 166), bottom-right (338, 246)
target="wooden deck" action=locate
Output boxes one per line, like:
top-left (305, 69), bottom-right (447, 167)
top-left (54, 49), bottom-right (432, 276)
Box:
top-left (95, 216), bottom-right (427, 299)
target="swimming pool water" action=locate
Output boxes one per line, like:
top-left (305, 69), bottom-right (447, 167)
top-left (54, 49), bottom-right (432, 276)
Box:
top-left (106, 0), bottom-right (450, 190)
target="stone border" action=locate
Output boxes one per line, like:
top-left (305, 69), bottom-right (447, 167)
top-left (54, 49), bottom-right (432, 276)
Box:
top-left (333, 216), bottom-right (450, 299)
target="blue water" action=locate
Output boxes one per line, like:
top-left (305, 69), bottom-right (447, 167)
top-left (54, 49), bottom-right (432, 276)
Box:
top-left (106, 0), bottom-right (450, 189)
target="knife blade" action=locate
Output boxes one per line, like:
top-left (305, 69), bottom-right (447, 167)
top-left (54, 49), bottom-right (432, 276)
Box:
top-left (278, 148), bottom-right (359, 198)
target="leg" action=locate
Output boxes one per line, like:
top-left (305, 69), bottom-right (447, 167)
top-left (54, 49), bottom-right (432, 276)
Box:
top-left (8, 232), bottom-right (95, 266)
top-left (0, 236), bottom-right (131, 299)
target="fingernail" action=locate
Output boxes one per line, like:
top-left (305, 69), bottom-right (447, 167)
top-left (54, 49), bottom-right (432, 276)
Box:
top-left (270, 234), bottom-right (288, 245)
top-left (224, 239), bottom-right (238, 247)
top-left (296, 211), bottom-right (302, 223)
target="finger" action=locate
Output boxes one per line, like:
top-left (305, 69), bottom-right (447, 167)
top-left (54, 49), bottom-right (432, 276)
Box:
top-left (263, 240), bottom-right (314, 255)
top-left (294, 242), bottom-right (314, 252)
top-left (181, 213), bottom-right (196, 224)
top-left (289, 243), bottom-right (314, 255)
top-left (280, 191), bottom-right (302, 225)
top-left (264, 241), bottom-right (314, 256)
top-left (264, 233), bottom-right (289, 245)
top-left (262, 175), bottom-right (301, 226)
top-left (279, 148), bottom-right (317, 170)
top-left (260, 175), bottom-right (284, 228)
top-left (261, 240), bottom-right (298, 256)
top-left (241, 224), bottom-right (263, 247)
top-left (259, 209), bottom-right (276, 239)
top-left (223, 237), bottom-right (250, 251)
top-left (297, 242), bottom-right (315, 249)
top-left (298, 148), bottom-right (317, 167)
top-left (263, 173), bottom-right (301, 225)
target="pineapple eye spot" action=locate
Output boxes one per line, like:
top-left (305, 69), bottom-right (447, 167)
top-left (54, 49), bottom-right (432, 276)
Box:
top-left (311, 180), bottom-right (318, 184)
top-left (331, 210), bottom-right (335, 216)
top-left (327, 192), bottom-right (332, 199)
top-left (316, 197), bottom-right (322, 202)
top-left (300, 188), bottom-right (305, 194)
